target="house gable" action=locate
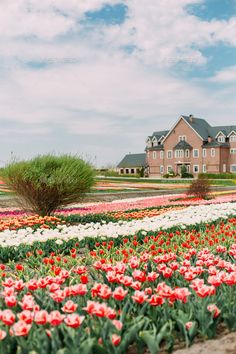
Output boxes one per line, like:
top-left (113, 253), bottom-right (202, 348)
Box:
top-left (228, 130), bottom-right (236, 137)
top-left (162, 116), bottom-right (204, 147)
top-left (162, 115), bottom-right (206, 144)
top-left (215, 130), bottom-right (226, 138)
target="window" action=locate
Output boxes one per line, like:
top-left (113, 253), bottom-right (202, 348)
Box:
top-left (230, 148), bottom-right (236, 154)
top-left (193, 149), bottom-right (199, 158)
top-left (167, 150), bottom-right (172, 159)
top-left (186, 165), bottom-right (190, 173)
top-left (211, 148), bottom-right (215, 157)
top-left (202, 148), bottom-right (206, 158)
top-left (160, 165), bottom-right (164, 174)
top-left (167, 165), bottom-right (172, 173)
top-left (217, 136), bottom-right (225, 143)
top-left (160, 151), bottom-right (164, 159)
top-left (179, 135), bottom-right (186, 142)
top-left (229, 134), bottom-right (236, 142)
top-left (193, 165), bottom-right (199, 173)
top-left (125, 169), bottom-right (129, 174)
top-left (175, 149), bottom-right (184, 158)
top-left (185, 149), bottom-right (190, 158)
top-left (153, 151), bottom-right (157, 159)
top-left (120, 169), bottom-right (124, 174)
top-left (152, 137), bottom-right (157, 146)
top-left (202, 164), bottom-right (207, 173)
top-left (131, 169), bottom-right (135, 174)
top-left (230, 165), bottom-right (236, 172)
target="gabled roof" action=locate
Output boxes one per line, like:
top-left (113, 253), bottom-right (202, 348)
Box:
top-left (209, 126), bottom-right (236, 138)
top-left (117, 153), bottom-right (146, 168)
top-left (181, 115), bottom-right (212, 140)
top-left (174, 141), bottom-right (193, 150)
top-left (152, 130), bottom-right (169, 140)
top-left (149, 115), bottom-right (236, 145)
top-left (202, 140), bottom-right (230, 148)
top-left (162, 115), bottom-right (210, 143)
top-left (146, 145), bottom-right (164, 151)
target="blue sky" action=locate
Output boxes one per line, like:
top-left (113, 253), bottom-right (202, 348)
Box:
top-left (0, 0), bottom-right (235, 167)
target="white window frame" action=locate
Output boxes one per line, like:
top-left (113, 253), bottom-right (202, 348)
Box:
top-left (153, 151), bottom-right (157, 159)
top-left (185, 149), bottom-right (190, 158)
top-left (202, 164), bottom-right (207, 173)
top-left (193, 149), bottom-right (199, 158)
top-left (167, 150), bottom-right (172, 159)
top-left (230, 148), bottom-right (236, 154)
top-left (152, 137), bottom-right (158, 147)
top-left (160, 165), bottom-right (164, 174)
top-left (179, 135), bottom-right (187, 142)
top-left (146, 138), bottom-right (152, 148)
top-left (193, 165), bottom-right (199, 173)
top-left (202, 148), bottom-right (206, 158)
top-left (223, 164), bottom-right (226, 173)
top-left (230, 164), bottom-right (236, 172)
top-left (229, 135), bottom-right (236, 142)
top-left (160, 151), bottom-right (164, 159)
top-left (211, 148), bottom-right (215, 157)
top-left (175, 149), bottom-right (184, 158)
top-left (167, 165), bottom-right (172, 173)
top-left (218, 136), bottom-right (225, 143)
top-left (186, 165), bottom-right (190, 173)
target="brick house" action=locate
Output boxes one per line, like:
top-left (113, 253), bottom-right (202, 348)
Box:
top-left (146, 115), bottom-right (236, 177)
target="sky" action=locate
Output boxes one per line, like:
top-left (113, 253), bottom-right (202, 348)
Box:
top-left (0, 0), bottom-right (235, 167)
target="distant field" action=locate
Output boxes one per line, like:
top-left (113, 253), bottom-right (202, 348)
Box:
top-left (96, 176), bottom-right (236, 186)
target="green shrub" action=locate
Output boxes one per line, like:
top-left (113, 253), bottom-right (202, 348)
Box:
top-left (187, 175), bottom-right (211, 199)
top-left (182, 172), bottom-right (194, 178)
top-left (180, 165), bottom-right (193, 178)
top-left (2, 154), bottom-right (95, 216)
top-left (198, 173), bottom-right (236, 179)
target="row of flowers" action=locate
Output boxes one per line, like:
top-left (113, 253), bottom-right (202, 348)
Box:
top-left (1, 193), bottom-right (236, 220)
top-left (55, 193), bottom-right (236, 216)
top-left (0, 206), bottom-right (187, 234)
top-left (0, 214), bottom-right (233, 264)
top-left (0, 215), bottom-right (63, 232)
top-left (0, 202), bottom-right (236, 249)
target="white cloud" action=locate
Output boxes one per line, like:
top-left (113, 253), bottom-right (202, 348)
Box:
top-left (210, 65), bottom-right (236, 83)
top-left (0, 0), bottom-right (122, 39)
top-left (0, 0), bottom-right (235, 165)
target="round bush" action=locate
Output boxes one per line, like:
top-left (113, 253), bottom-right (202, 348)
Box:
top-left (1, 154), bottom-right (95, 216)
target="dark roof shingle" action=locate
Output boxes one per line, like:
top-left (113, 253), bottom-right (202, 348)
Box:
top-left (117, 153), bottom-right (146, 168)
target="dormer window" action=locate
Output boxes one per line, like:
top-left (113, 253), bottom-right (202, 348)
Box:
top-left (215, 131), bottom-right (226, 143)
top-left (229, 134), bottom-right (236, 142)
top-left (158, 135), bottom-right (165, 145)
top-left (146, 138), bottom-right (152, 148)
top-left (218, 136), bottom-right (225, 143)
top-left (152, 137), bottom-right (158, 147)
top-left (179, 135), bottom-right (186, 142)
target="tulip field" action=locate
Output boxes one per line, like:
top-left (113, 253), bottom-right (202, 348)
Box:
top-left (0, 194), bottom-right (236, 353)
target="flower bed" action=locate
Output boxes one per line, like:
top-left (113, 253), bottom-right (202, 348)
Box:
top-left (0, 202), bottom-right (236, 249)
top-left (0, 215), bottom-right (63, 232)
top-left (56, 193), bottom-right (236, 216)
top-left (0, 217), bottom-right (235, 353)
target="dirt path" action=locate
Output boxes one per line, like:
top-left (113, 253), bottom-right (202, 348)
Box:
top-left (173, 332), bottom-right (236, 354)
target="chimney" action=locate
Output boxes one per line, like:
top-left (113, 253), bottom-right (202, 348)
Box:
top-left (189, 114), bottom-right (194, 122)
top-left (208, 136), bottom-right (212, 143)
